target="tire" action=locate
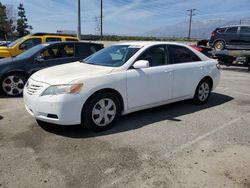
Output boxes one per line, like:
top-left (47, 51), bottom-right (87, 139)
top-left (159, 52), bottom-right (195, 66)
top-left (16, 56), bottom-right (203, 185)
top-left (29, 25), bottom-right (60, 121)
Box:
top-left (82, 92), bottom-right (121, 131)
top-left (213, 40), bottom-right (225, 51)
top-left (193, 79), bottom-right (212, 105)
top-left (1, 73), bottom-right (27, 97)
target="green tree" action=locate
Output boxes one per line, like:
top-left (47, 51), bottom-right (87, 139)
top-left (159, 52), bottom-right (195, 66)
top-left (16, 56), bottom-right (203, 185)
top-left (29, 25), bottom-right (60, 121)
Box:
top-left (16, 3), bottom-right (31, 37)
top-left (0, 2), bottom-right (8, 39)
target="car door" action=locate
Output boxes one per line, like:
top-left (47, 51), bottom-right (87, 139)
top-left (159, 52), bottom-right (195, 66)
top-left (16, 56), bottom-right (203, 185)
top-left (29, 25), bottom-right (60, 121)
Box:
top-left (31, 43), bottom-right (78, 73)
top-left (239, 26), bottom-right (250, 45)
top-left (126, 45), bottom-right (173, 109)
top-left (224, 27), bottom-right (240, 45)
top-left (167, 45), bottom-right (203, 99)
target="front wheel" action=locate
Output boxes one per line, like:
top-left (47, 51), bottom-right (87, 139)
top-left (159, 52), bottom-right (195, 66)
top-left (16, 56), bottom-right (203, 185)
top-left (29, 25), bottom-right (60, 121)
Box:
top-left (82, 93), bottom-right (121, 131)
top-left (1, 74), bottom-right (27, 97)
top-left (193, 79), bottom-right (212, 104)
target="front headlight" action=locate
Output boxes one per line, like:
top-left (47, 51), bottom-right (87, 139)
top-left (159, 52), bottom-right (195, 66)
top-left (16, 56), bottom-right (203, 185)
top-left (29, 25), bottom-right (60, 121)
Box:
top-left (41, 84), bottom-right (83, 96)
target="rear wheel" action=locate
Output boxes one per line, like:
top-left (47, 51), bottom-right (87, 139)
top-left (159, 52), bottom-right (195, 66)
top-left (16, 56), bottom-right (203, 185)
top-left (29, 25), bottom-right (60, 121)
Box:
top-left (214, 40), bottom-right (225, 51)
top-left (193, 79), bottom-right (212, 104)
top-left (1, 74), bottom-right (27, 96)
top-left (82, 92), bottom-right (121, 131)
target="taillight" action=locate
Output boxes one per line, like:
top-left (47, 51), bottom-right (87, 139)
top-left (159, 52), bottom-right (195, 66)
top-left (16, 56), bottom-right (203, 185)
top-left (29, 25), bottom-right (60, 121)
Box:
top-left (211, 31), bottom-right (216, 37)
top-left (190, 45), bottom-right (203, 52)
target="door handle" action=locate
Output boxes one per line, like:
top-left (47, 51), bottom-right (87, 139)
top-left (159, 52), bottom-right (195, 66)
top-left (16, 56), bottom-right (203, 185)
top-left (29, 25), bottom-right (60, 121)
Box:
top-left (199, 66), bottom-right (204, 70)
top-left (164, 69), bottom-right (173, 73)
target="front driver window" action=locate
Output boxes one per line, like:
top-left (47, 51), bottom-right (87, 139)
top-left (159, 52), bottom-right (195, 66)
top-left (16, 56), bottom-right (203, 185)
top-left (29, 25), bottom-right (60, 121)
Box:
top-left (137, 45), bottom-right (167, 67)
top-left (19, 38), bottom-right (42, 50)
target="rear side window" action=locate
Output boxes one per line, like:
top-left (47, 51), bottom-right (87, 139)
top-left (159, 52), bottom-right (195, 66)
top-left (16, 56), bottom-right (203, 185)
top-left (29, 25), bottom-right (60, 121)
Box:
top-left (168, 45), bottom-right (201, 64)
top-left (46, 37), bottom-right (61, 42)
top-left (65, 38), bottom-right (79, 41)
top-left (240, 26), bottom-right (250, 34)
top-left (225, 27), bottom-right (238, 34)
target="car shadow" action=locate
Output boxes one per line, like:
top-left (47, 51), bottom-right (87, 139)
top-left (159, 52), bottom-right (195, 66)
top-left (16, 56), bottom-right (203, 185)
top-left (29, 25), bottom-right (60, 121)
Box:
top-left (39, 92), bottom-right (234, 138)
top-left (0, 94), bottom-right (23, 98)
top-left (221, 66), bottom-right (250, 73)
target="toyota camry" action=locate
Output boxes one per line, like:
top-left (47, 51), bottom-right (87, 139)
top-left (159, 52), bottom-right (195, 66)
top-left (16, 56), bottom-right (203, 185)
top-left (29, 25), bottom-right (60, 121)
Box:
top-left (23, 42), bottom-right (220, 131)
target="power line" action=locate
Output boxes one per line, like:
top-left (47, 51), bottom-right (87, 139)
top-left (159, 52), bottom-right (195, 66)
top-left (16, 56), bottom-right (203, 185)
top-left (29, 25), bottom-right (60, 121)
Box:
top-left (187, 9), bottom-right (196, 39)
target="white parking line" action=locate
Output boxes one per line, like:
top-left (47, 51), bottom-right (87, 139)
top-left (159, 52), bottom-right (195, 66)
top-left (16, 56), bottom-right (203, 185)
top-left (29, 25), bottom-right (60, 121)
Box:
top-left (216, 87), bottom-right (250, 96)
top-left (166, 117), bottom-right (242, 158)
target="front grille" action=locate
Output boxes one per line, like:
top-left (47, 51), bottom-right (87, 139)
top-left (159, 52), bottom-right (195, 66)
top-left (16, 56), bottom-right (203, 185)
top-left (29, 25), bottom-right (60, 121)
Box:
top-left (26, 84), bottom-right (43, 95)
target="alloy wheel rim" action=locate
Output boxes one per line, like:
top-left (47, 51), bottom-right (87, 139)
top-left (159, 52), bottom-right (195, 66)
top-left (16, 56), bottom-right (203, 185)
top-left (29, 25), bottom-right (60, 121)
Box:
top-left (198, 82), bottom-right (210, 101)
top-left (215, 42), bottom-right (223, 50)
top-left (92, 98), bottom-right (116, 127)
top-left (2, 76), bottom-right (24, 96)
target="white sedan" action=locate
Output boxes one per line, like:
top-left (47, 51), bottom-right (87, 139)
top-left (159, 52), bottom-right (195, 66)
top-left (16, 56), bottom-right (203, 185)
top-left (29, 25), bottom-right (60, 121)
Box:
top-left (23, 42), bottom-right (220, 131)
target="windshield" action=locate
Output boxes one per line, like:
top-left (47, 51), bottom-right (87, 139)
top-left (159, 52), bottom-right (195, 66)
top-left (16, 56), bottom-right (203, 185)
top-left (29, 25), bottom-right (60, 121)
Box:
top-left (15, 44), bottom-right (47, 59)
top-left (8, 36), bottom-right (26, 47)
top-left (84, 45), bottom-right (140, 67)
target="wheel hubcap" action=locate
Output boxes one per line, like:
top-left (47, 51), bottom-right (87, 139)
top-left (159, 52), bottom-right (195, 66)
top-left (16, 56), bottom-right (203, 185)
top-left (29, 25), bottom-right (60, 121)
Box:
top-left (2, 76), bottom-right (24, 96)
top-left (92, 98), bottom-right (116, 127)
top-left (215, 42), bottom-right (224, 50)
top-left (198, 82), bottom-right (210, 101)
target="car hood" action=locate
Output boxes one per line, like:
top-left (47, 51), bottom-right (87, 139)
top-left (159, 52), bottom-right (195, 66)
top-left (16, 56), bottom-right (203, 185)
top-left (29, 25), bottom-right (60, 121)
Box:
top-left (31, 61), bottom-right (115, 85)
top-left (0, 47), bottom-right (11, 57)
top-left (0, 57), bottom-right (13, 65)
top-left (0, 46), bottom-right (8, 50)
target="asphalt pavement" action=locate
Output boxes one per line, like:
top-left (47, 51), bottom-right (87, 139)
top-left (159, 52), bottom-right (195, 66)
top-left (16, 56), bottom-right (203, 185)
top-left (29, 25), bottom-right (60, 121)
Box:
top-left (0, 67), bottom-right (250, 188)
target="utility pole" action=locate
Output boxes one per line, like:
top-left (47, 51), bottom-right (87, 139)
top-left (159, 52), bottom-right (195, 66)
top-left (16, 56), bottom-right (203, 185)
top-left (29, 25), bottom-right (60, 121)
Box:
top-left (100, 0), bottom-right (103, 39)
top-left (77, 0), bottom-right (81, 39)
top-left (187, 9), bottom-right (196, 40)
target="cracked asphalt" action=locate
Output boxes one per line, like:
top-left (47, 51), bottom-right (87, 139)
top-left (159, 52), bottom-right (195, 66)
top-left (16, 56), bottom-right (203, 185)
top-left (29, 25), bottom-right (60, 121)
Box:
top-left (0, 66), bottom-right (250, 188)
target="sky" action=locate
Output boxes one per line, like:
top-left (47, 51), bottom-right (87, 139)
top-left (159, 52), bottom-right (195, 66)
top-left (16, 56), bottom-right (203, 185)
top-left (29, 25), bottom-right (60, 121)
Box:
top-left (2, 0), bottom-right (250, 36)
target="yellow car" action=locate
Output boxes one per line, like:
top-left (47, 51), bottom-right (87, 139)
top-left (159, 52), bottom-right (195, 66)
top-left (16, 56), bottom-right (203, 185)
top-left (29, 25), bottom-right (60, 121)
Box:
top-left (0, 33), bottom-right (80, 58)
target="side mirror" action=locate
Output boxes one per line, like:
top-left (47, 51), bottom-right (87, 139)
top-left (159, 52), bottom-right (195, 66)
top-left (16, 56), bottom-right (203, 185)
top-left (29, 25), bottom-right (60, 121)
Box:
top-left (133, 60), bottom-right (149, 69)
top-left (35, 55), bottom-right (44, 62)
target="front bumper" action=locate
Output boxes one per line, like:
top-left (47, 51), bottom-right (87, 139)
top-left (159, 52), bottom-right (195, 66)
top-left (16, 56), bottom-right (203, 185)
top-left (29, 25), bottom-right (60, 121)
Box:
top-left (23, 79), bottom-right (87, 125)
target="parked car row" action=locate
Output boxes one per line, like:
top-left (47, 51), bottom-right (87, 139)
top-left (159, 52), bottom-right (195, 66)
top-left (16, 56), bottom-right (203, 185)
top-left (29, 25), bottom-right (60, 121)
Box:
top-left (0, 33), bottom-right (80, 59)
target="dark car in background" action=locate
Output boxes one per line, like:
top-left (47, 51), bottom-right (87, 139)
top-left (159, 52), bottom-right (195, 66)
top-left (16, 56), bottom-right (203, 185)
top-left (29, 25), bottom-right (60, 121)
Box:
top-left (209, 25), bottom-right (250, 50)
top-left (0, 41), bottom-right (103, 96)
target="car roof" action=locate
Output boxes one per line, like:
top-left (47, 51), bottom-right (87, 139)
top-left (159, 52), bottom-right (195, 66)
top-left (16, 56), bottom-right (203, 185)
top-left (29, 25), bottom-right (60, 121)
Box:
top-left (219, 25), bottom-right (250, 28)
top-left (113, 41), bottom-right (189, 48)
top-left (43, 41), bottom-right (102, 46)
